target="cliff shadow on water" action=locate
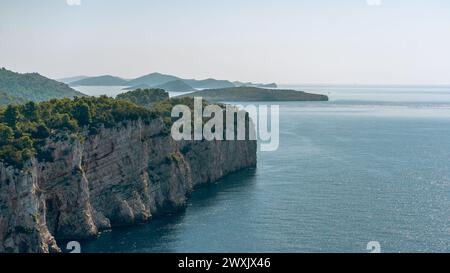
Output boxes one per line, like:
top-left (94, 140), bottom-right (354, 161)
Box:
top-left (67, 168), bottom-right (257, 253)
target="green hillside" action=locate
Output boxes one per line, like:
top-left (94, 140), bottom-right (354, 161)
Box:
top-left (0, 91), bottom-right (28, 105)
top-left (0, 68), bottom-right (86, 104)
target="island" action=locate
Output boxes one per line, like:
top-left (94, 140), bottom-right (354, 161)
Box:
top-left (233, 81), bottom-right (278, 88)
top-left (63, 72), bottom-right (278, 91)
top-left (154, 79), bottom-right (195, 92)
top-left (179, 86), bottom-right (329, 102)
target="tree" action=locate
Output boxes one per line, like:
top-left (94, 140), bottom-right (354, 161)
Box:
top-left (72, 103), bottom-right (92, 126)
top-left (0, 123), bottom-right (13, 145)
top-left (3, 105), bottom-right (19, 128)
top-left (33, 124), bottom-right (50, 139)
top-left (15, 135), bottom-right (34, 150)
top-left (23, 101), bottom-right (39, 122)
top-left (62, 114), bottom-right (78, 130)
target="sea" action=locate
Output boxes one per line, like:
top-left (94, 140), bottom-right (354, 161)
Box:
top-left (72, 85), bottom-right (450, 253)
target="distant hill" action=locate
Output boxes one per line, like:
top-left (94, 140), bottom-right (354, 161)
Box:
top-left (70, 75), bottom-right (129, 86)
top-left (184, 78), bottom-right (235, 89)
top-left (125, 73), bottom-right (238, 90)
top-left (154, 80), bottom-right (195, 92)
top-left (62, 71), bottom-right (278, 91)
top-left (0, 68), bottom-right (86, 104)
top-left (128, 73), bottom-right (181, 87)
top-left (58, 75), bottom-right (89, 84)
top-left (259, 83), bottom-right (278, 88)
top-left (180, 87), bottom-right (329, 102)
top-left (234, 81), bottom-right (278, 88)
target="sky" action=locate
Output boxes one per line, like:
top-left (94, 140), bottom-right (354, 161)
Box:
top-left (1, 0), bottom-right (450, 85)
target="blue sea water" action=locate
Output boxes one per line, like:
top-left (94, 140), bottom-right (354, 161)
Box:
top-left (79, 86), bottom-right (450, 253)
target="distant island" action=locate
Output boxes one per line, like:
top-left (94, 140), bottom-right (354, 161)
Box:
top-left (128, 72), bottom-right (180, 87)
top-left (183, 78), bottom-right (235, 89)
top-left (0, 68), bottom-right (86, 105)
top-left (70, 75), bottom-right (129, 86)
top-left (123, 80), bottom-right (196, 92)
top-left (154, 80), bottom-right (195, 92)
top-left (233, 81), bottom-right (278, 88)
top-left (180, 86), bottom-right (329, 102)
top-left (57, 76), bottom-right (89, 84)
top-left (63, 72), bottom-right (277, 91)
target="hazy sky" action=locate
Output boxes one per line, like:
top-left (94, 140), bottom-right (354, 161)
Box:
top-left (1, 0), bottom-right (450, 84)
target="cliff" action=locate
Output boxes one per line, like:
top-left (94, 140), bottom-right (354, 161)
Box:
top-left (0, 118), bottom-right (256, 253)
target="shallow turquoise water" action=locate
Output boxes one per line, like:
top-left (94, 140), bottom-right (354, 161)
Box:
top-left (81, 87), bottom-right (450, 253)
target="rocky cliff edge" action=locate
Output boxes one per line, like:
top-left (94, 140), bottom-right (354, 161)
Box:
top-left (0, 118), bottom-right (256, 252)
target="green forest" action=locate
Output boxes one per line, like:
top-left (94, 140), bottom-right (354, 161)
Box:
top-left (0, 87), bottom-right (236, 169)
top-left (0, 91), bottom-right (181, 169)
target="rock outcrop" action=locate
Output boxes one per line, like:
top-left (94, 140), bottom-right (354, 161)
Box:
top-left (0, 118), bottom-right (257, 253)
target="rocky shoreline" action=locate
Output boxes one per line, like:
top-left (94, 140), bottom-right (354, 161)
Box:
top-left (0, 118), bottom-right (257, 253)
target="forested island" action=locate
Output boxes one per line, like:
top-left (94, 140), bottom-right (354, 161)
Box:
top-left (180, 86), bottom-right (329, 102)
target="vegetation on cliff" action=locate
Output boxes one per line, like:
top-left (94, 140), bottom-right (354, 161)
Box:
top-left (116, 88), bottom-right (169, 107)
top-left (0, 86), bottom-right (249, 169)
top-left (0, 96), bottom-right (157, 168)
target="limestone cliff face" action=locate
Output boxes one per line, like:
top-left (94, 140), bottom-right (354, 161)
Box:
top-left (0, 118), bottom-right (257, 253)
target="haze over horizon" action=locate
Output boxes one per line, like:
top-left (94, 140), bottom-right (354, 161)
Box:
top-left (1, 0), bottom-right (450, 85)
